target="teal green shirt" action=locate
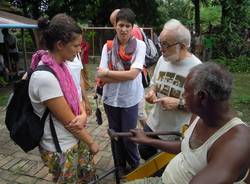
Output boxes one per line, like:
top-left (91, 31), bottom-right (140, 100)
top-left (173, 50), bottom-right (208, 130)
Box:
top-left (202, 36), bottom-right (213, 49)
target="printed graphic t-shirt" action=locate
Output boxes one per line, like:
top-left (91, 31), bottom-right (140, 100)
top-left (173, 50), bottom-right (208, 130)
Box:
top-left (147, 55), bottom-right (201, 140)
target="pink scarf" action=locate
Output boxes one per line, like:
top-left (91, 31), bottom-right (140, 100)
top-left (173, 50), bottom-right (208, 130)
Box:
top-left (31, 50), bottom-right (80, 116)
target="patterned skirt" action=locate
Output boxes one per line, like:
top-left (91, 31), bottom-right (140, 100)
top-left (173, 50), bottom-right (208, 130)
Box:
top-left (39, 141), bottom-right (96, 184)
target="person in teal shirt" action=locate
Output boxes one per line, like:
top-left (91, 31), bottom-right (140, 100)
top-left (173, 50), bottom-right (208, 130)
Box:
top-left (202, 34), bottom-right (214, 62)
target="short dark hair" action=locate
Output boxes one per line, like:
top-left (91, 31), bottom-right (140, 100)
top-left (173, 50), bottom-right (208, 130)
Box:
top-left (116, 8), bottom-right (136, 25)
top-left (37, 13), bottom-right (82, 51)
top-left (189, 62), bottom-right (234, 101)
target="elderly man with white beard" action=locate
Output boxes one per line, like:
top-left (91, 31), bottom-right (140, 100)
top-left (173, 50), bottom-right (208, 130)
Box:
top-left (138, 19), bottom-right (201, 160)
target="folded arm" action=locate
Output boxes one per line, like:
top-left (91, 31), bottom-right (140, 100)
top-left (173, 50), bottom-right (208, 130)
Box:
top-left (97, 67), bottom-right (141, 82)
top-left (43, 97), bottom-right (99, 154)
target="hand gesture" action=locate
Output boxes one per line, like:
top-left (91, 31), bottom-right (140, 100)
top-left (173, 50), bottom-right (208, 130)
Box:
top-left (145, 89), bottom-right (158, 104)
top-left (130, 129), bottom-right (150, 144)
top-left (96, 67), bottom-right (108, 78)
top-left (85, 102), bottom-right (92, 116)
top-left (67, 113), bottom-right (87, 132)
top-left (89, 141), bottom-right (99, 155)
top-left (154, 96), bottom-right (179, 111)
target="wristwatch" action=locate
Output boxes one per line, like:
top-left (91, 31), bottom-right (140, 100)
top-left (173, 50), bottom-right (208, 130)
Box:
top-left (178, 97), bottom-right (185, 110)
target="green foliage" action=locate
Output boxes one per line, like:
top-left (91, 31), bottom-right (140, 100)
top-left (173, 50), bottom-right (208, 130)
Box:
top-left (198, 1), bottom-right (250, 58)
top-left (233, 95), bottom-right (250, 105)
top-left (10, 0), bottom-right (45, 19)
top-left (217, 0), bottom-right (250, 58)
top-left (10, 0), bottom-right (160, 27)
top-left (0, 95), bottom-right (9, 107)
top-left (214, 56), bottom-right (250, 73)
top-left (230, 73), bottom-right (250, 122)
top-left (15, 30), bottom-right (36, 52)
top-left (157, 0), bottom-right (194, 29)
top-left (200, 6), bottom-right (221, 32)
top-left (212, 32), bottom-right (246, 58)
top-left (8, 0), bottom-right (250, 59)
top-left (0, 87), bottom-right (10, 106)
top-left (46, 0), bottom-right (91, 23)
top-left (247, 6), bottom-right (250, 26)
top-left (85, 31), bottom-right (96, 43)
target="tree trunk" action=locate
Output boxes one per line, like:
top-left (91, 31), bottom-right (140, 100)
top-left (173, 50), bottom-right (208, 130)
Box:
top-left (194, 0), bottom-right (200, 35)
top-left (220, 0), bottom-right (228, 28)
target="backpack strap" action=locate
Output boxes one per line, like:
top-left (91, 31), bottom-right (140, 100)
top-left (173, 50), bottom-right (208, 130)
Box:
top-left (106, 40), bottom-right (114, 70)
top-left (106, 40), bottom-right (113, 51)
top-left (140, 29), bottom-right (150, 46)
top-left (35, 65), bottom-right (55, 75)
top-left (41, 108), bottom-right (49, 122)
top-left (34, 65), bottom-right (62, 153)
top-left (40, 107), bottom-right (62, 153)
top-left (49, 114), bottom-right (62, 153)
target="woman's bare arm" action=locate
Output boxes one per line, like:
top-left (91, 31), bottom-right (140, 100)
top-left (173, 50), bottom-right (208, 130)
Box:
top-left (43, 97), bottom-right (99, 154)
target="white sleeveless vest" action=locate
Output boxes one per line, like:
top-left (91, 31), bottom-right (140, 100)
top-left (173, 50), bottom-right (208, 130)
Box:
top-left (162, 117), bottom-right (248, 184)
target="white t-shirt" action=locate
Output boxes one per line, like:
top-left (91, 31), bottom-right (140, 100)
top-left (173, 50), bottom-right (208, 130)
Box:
top-left (65, 55), bottom-right (83, 101)
top-left (29, 67), bottom-right (78, 152)
top-left (147, 55), bottom-right (201, 140)
top-left (99, 39), bottom-right (146, 108)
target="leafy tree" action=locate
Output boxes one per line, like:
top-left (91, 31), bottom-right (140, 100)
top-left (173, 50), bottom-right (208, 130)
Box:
top-left (200, 5), bottom-right (221, 32)
top-left (193, 0), bottom-right (201, 35)
top-left (9, 0), bottom-right (159, 27)
top-left (8, 0), bottom-right (250, 58)
top-left (10, 0), bottom-right (46, 19)
top-left (156, 0), bottom-right (194, 31)
top-left (214, 0), bottom-right (250, 58)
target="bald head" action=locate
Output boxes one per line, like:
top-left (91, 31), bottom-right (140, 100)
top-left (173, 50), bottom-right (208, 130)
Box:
top-left (110, 9), bottom-right (120, 26)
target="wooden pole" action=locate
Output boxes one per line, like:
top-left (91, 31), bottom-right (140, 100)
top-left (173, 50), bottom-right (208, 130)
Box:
top-left (21, 28), bottom-right (27, 70)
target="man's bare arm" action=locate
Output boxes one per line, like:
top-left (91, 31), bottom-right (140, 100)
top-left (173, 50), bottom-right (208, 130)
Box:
top-left (190, 126), bottom-right (250, 184)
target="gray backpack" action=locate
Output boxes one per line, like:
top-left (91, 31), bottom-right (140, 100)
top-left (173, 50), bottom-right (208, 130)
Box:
top-left (141, 29), bottom-right (159, 68)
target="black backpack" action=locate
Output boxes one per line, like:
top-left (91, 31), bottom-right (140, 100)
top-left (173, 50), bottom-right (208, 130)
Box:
top-left (5, 65), bottom-right (62, 153)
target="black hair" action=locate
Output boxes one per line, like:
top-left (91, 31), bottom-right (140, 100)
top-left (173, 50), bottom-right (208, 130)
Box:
top-left (116, 8), bottom-right (136, 25)
top-left (37, 13), bottom-right (82, 51)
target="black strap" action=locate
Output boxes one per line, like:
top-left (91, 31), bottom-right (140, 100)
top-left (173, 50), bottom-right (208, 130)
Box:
top-left (34, 65), bottom-right (62, 153)
top-left (35, 65), bottom-right (55, 74)
top-left (49, 114), bottom-right (62, 153)
top-left (41, 108), bottom-right (49, 123)
top-left (41, 108), bottom-right (62, 153)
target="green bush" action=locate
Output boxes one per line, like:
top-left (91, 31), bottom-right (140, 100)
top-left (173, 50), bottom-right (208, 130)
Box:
top-left (214, 56), bottom-right (250, 73)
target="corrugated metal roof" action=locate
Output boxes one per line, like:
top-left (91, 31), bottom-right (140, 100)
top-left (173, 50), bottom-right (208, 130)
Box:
top-left (0, 10), bottom-right (37, 29)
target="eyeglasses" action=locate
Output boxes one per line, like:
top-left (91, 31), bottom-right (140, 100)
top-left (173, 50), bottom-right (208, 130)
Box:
top-left (160, 42), bottom-right (180, 50)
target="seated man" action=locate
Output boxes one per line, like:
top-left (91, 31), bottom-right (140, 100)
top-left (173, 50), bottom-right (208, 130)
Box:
top-left (128, 62), bottom-right (250, 184)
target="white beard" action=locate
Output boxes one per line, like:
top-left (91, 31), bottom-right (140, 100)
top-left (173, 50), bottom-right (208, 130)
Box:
top-left (163, 45), bottom-right (180, 62)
